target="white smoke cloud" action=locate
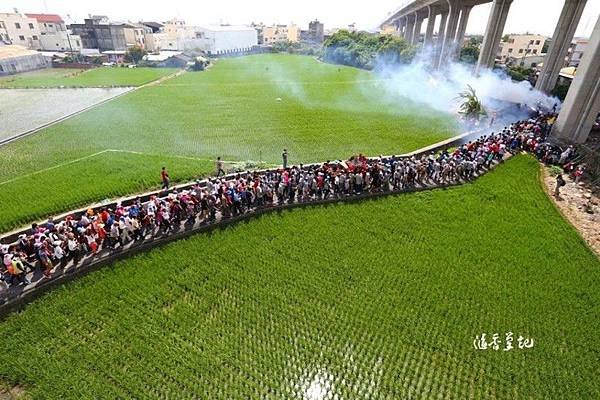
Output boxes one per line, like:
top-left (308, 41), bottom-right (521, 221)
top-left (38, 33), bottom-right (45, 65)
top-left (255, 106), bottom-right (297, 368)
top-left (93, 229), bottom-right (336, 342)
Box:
top-left (373, 46), bottom-right (561, 129)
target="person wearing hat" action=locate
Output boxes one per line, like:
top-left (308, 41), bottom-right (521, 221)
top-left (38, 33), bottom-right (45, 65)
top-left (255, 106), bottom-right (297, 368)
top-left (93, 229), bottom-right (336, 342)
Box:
top-left (6, 253), bottom-right (30, 286)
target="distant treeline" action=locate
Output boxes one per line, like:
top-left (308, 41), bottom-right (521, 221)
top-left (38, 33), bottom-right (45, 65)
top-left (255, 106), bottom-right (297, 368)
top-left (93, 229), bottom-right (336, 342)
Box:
top-left (323, 30), bottom-right (417, 70)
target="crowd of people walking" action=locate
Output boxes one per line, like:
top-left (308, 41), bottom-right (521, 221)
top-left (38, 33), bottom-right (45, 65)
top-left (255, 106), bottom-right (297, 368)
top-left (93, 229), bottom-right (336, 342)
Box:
top-left (0, 112), bottom-right (582, 290)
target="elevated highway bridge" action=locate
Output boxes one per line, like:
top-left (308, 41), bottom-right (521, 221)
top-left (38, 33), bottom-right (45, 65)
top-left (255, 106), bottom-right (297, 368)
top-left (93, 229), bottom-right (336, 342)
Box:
top-left (380, 0), bottom-right (599, 143)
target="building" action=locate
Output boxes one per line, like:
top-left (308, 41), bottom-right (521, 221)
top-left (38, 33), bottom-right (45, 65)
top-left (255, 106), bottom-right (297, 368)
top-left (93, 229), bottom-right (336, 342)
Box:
top-left (25, 13), bottom-right (65, 33)
top-left (307, 20), bottom-right (324, 43)
top-left (507, 53), bottom-right (545, 68)
top-left (567, 38), bottom-right (588, 67)
top-left (498, 34), bottom-right (547, 63)
top-left (123, 23), bottom-right (152, 49)
top-left (0, 21), bottom-right (7, 44)
top-left (0, 44), bottom-right (48, 75)
top-left (69, 16), bottom-right (127, 51)
top-left (138, 21), bottom-right (181, 52)
top-left (558, 66), bottom-right (577, 84)
top-left (25, 13), bottom-right (82, 52)
top-left (183, 25), bottom-right (257, 55)
top-left (144, 18), bottom-right (195, 52)
top-left (380, 24), bottom-right (399, 36)
top-left (261, 24), bottom-right (300, 44)
top-left (251, 22), bottom-right (265, 44)
top-left (140, 21), bottom-right (163, 34)
top-left (0, 11), bottom-right (42, 49)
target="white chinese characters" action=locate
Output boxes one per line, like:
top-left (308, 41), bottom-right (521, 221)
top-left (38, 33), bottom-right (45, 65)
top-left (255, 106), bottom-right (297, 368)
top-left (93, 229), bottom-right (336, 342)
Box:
top-left (473, 332), bottom-right (534, 351)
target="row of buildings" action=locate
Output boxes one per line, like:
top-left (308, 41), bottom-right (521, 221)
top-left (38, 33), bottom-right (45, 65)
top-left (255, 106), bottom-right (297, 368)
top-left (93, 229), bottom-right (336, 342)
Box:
top-left (0, 10), bottom-right (328, 74)
top-left (497, 33), bottom-right (588, 69)
top-left (379, 22), bottom-right (589, 71)
top-left (252, 20), bottom-right (324, 45)
top-left (0, 10), bottom-right (326, 55)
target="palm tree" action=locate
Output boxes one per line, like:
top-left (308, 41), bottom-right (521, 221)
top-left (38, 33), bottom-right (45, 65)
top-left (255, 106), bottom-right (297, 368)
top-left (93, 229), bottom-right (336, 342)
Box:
top-left (457, 85), bottom-right (487, 122)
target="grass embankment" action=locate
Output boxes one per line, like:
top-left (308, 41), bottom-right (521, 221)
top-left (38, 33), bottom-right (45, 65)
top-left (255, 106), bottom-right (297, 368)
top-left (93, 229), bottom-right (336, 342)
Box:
top-left (0, 67), bottom-right (174, 88)
top-left (0, 54), bottom-right (458, 233)
top-left (1, 156), bottom-right (598, 399)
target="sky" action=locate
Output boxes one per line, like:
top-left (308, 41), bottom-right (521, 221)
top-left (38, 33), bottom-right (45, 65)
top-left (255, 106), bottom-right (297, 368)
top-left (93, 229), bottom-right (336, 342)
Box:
top-left (4, 0), bottom-right (599, 38)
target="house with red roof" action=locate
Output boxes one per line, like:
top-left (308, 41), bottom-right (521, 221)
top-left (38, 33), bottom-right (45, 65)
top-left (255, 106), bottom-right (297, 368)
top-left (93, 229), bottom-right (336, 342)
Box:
top-left (24, 12), bottom-right (81, 52)
top-left (25, 14), bottom-right (66, 34)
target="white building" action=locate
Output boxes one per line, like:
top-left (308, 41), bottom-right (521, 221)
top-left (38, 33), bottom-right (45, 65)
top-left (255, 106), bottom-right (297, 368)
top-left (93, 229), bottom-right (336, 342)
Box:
top-left (261, 24), bottom-right (300, 44)
top-left (0, 44), bottom-right (48, 75)
top-left (567, 38), bottom-right (588, 67)
top-left (499, 34), bottom-right (547, 63)
top-left (184, 25), bottom-right (258, 55)
top-left (25, 13), bottom-right (81, 52)
top-left (39, 30), bottom-right (82, 52)
top-left (0, 12), bottom-right (42, 49)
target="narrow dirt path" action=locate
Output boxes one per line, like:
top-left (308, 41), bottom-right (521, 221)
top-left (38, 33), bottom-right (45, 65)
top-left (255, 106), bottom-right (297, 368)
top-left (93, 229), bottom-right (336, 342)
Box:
top-left (541, 166), bottom-right (600, 258)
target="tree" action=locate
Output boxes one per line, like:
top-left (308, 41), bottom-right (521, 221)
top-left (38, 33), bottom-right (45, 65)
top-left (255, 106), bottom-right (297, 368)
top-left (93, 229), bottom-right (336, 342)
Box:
top-left (460, 46), bottom-right (480, 64)
top-left (192, 59), bottom-right (205, 71)
top-left (551, 83), bottom-right (570, 101)
top-left (457, 85), bottom-right (487, 121)
top-left (506, 65), bottom-right (534, 82)
top-left (323, 30), bottom-right (416, 69)
top-left (124, 46), bottom-right (147, 64)
top-left (468, 35), bottom-right (483, 46)
top-left (542, 40), bottom-right (550, 53)
top-left (502, 34), bottom-right (510, 42)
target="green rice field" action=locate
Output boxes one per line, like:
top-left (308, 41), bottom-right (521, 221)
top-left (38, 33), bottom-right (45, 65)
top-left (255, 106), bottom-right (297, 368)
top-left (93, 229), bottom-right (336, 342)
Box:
top-left (0, 66), bottom-right (174, 88)
top-left (0, 151), bottom-right (214, 230)
top-left (1, 156), bottom-right (598, 399)
top-left (0, 54), bottom-right (458, 232)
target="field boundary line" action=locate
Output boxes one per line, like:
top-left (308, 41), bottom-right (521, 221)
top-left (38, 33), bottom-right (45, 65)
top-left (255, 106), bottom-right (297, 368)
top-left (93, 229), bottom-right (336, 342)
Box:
top-left (105, 149), bottom-right (257, 164)
top-left (0, 150), bottom-right (112, 186)
top-left (0, 69), bottom-right (186, 148)
top-left (0, 149), bottom-right (249, 187)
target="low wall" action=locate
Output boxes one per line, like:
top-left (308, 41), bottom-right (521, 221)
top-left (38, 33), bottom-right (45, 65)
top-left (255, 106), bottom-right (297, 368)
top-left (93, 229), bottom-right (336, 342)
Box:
top-left (52, 63), bottom-right (100, 69)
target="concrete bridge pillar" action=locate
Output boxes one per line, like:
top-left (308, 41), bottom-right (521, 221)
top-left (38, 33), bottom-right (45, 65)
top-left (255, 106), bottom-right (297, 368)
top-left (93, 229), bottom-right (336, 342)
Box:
top-left (400, 16), bottom-right (408, 38)
top-left (476, 0), bottom-right (513, 74)
top-left (434, 10), bottom-right (449, 68)
top-left (424, 5), bottom-right (437, 47)
top-left (394, 17), bottom-right (401, 36)
top-left (536, 0), bottom-right (587, 93)
top-left (405, 14), bottom-right (416, 44)
top-left (412, 11), bottom-right (424, 45)
top-left (454, 5), bottom-right (473, 58)
top-left (551, 14), bottom-right (600, 144)
top-left (438, 0), bottom-right (462, 68)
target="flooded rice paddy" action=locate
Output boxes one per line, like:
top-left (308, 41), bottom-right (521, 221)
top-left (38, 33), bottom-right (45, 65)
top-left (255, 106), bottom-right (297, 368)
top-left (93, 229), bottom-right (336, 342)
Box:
top-left (0, 87), bottom-right (132, 143)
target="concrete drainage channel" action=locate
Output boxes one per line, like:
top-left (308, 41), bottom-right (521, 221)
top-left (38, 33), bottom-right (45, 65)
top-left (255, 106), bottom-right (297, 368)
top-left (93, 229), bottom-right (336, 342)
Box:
top-left (0, 130), bottom-right (484, 318)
